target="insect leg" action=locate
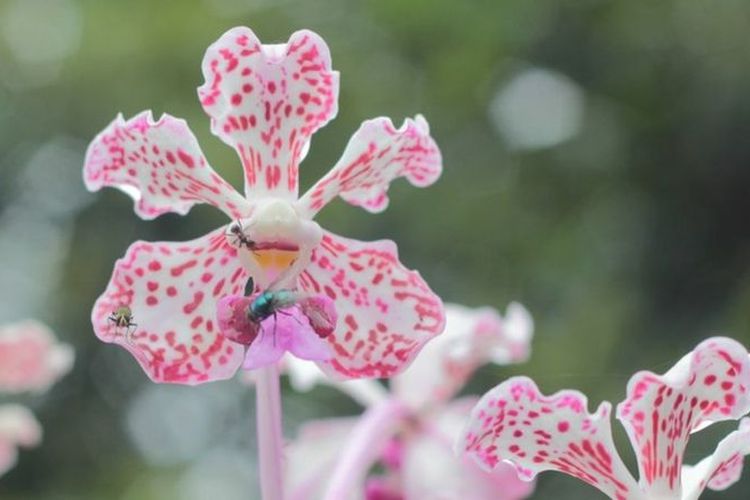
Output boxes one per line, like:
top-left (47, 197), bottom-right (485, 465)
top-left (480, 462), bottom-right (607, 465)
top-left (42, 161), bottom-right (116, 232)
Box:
top-left (125, 322), bottom-right (138, 344)
top-left (277, 309), bottom-right (306, 328)
top-left (272, 312), bottom-right (279, 347)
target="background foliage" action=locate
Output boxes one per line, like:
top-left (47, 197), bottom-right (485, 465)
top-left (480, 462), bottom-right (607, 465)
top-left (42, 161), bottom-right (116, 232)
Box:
top-left (0, 0), bottom-right (748, 498)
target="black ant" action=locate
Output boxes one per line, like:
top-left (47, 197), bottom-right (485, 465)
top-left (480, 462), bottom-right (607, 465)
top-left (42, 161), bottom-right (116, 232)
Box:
top-left (226, 220), bottom-right (258, 252)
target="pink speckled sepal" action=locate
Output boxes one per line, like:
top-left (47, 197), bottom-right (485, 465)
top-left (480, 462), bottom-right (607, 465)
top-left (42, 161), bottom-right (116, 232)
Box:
top-left (460, 377), bottom-right (639, 500)
top-left (298, 230), bottom-right (445, 380)
top-left (84, 111), bottom-right (250, 220)
top-left (681, 418), bottom-right (750, 500)
top-left (616, 336), bottom-right (750, 498)
top-left (91, 228), bottom-right (247, 384)
top-left (299, 116), bottom-right (442, 217)
top-left (198, 27), bottom-right (339, 200)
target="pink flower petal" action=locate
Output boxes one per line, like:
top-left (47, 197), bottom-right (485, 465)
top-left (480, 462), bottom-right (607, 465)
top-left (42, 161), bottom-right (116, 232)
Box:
top-left (681, 418), bottom-right (750, 499)
top-left (298, 116), bottom-right (442, 217)
top-left (242, 326), bottom-right (285, 370)
top-left (493, 302), bottom-right (534, 364)
top-left (84, 111), bottom-right (250, 220)
top-left (0, 405), bottom-right (42, 447)
top-left (460, 377), bottom-right (639, 500)
top-left (392, 303), bottom-right (533, 411)
top-left (365, 477), bottom-right (404, 500)
top-left (0, 405), bottom-right (41, 478)
top-left (91, 228), bottom-right (247, 384)
top-left (616, 336), bottom-right (750, 498)
top-left (404, 398), bottom-right (535, 500)
top-left (298, 230), bottom-right (445, 379)
top-left (242, 307), bottom-right (333, 370)
top-left (286, 417), bottom-right (359, 500)
top-left (0, 321), bottom-right (74, 394)
top-left (198, 27), bottom-right (339, 199)
top-left (286, 315), bottom-right (335, 361)
top-left (0, 441), bottom-right (16, 479)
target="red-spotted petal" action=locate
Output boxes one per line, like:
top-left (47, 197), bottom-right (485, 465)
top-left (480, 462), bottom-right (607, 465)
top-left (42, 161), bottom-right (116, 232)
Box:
top-left (298, 116), bottom-right (442, 217)
top-left (297, 230), bottom-right (445, 379)
top-left (84, 111), bottom-right (250, 220)
top-left (198, 27), bottom-right (339, 199)
top-left (91, 228), bottom-right (248, 384)
top-left (460, 377), bottom-right (639, 500)
top-left (0, 321), bottom-right (73, 394)
top-left (616, 337), bottom-right (750, 498)
top-left (681, 418), bottom-right (750, 500)
top-left (0, 404), bottom-right (41, 478)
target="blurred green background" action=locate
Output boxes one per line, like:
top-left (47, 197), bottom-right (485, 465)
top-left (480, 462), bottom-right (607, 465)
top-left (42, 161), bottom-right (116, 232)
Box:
top-left (0, 0), bottom-right (749, 498)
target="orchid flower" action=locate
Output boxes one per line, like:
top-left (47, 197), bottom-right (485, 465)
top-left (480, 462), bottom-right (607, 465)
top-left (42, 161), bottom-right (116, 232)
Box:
top-left (0, 320), bottom-right (73, 394)
top-left (0, 321), bottom-right (73, 478)
top-left (84, 26), bottom-right (445, 386)
top-left (285, 302), bottom-right (535, 500)
top-left (459, 336), bottom-right (750, 500)
top-left (83, 26), bottom-right (445, 500)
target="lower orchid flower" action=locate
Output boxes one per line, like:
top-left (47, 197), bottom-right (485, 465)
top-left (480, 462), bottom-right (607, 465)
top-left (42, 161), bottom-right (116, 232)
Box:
top-left (284, 302), bottom-right (535, 500)
top-left (0, 321), bottom-right (73, 479)
top-left (459, 336), bottom-right (750, 500)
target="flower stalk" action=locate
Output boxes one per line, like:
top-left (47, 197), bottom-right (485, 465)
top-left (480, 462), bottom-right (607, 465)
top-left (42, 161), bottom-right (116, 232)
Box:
top-left (255, 364), bottom-right (284, 500)
top-left (322, 397), bottom-right (406, 500)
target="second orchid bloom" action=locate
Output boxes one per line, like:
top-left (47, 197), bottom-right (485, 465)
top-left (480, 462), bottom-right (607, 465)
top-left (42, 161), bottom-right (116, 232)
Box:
top-left (459, 337), bottom-right (750, 500)
top-left (285, 302), bottom-right (535, 500)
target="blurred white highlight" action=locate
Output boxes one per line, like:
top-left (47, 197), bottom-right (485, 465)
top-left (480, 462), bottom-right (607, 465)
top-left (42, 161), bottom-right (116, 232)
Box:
top-left (489, 67), bottom-right (584, 150)
top-left (1, 0), bottom-right (82, 64)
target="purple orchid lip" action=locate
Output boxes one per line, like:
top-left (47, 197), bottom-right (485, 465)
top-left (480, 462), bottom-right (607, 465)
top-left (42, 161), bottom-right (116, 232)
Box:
top-left (216, 291), bottom-right (337, 371)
